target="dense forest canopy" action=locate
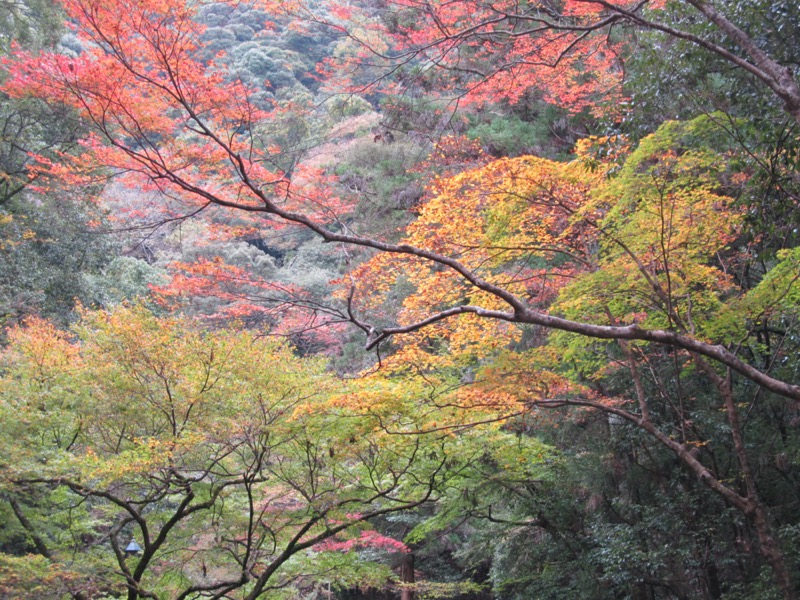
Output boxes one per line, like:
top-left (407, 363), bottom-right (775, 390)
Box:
top-left (0, 0), bottom-right (799, 598)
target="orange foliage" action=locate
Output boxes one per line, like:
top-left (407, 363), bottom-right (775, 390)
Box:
top-left (348, 155), bottom-right (605, 371)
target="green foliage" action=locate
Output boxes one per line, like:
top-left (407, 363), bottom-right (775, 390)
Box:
top-left (466, 107), bottom-right (573, 159)
top-left (336, 134), bottom-right (427, 222)
top-left (0, 193), bottom-right (125, 326)
top-left (85, 256), bottom-right (168, 308)
top-left (0, 306), bottom-right (518, 598)
top-left (624, 1), bottom-right (800, 135)
top-left (0, 0), bottom-right (64, 52)
top-left (621, 2), bottom-right (800, 258)
top-left (326, 95), bottom-right (373, 122)
top-left (196, 2), bottom-right (337, 101)
top-left (557, 116), bottom-right (743, 335)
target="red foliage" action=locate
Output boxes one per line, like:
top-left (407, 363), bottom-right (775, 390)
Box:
top-left (313, 529), bottom-right (409, 554)
top-left (324, 0), bottom-right (648, 116)
top-left (2, 0), bottom-right (351, 226)
top-left (152, 256), bottom-right (347, 354)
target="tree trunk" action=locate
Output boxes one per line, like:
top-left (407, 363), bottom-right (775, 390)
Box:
top-left (718, 373), bottom-right (796, 600)
top-left (400, 553), bottom-right (415, 600)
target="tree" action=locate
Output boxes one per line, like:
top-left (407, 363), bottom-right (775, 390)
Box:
top-left (3, 0), bottom-right (800, 596)
top-left (0, 0), bottom-right (156, 326)
top-left (331, 0), bottom-right (800, 125)
top-left (4, 0), bottom-right (794, 395)
top-left (0, 305), bottom-right (504, 599)
top-left (349, 116), bottom-right (800, 597)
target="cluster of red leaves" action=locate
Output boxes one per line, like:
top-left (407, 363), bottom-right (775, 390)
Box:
top-left (152, 257), bottom-right (346, 352)
top-left (313, 530), bottom-right (409, 554)
top-left (323, 0), bottom-right (667, 117)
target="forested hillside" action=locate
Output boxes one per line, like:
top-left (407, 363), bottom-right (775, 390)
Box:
top-left (1, 1), bottom-right (799, 599)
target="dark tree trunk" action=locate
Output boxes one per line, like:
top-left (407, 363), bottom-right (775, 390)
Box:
top-left (400, 553), bottom-right (415, 600)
